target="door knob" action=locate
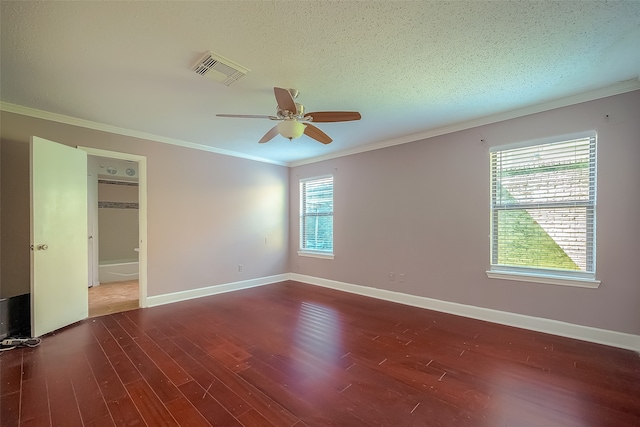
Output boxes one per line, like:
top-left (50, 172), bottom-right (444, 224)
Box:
top-left (37, 244), bottom-right (48, 251)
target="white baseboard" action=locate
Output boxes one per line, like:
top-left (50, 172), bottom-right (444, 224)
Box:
top-left (142, 272), bottom-right (640, 352)
top-left (289, 273), bottom-right (640, 352)
top-left (145, 274), bottom-right (288, 308)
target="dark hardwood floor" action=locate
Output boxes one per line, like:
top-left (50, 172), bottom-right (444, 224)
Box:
top-left (1, 280), bottom-right (639, 426)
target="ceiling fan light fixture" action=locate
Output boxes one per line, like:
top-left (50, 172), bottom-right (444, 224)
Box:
top-left (277, 120), bottom-right (306, 140)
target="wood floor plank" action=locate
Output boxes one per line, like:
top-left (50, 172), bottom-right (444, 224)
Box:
top-left (339, 361), bottom-right (465, 426)
top-left (45, 360), bottom-right (84, 427)
top-left (247, 345), bottom-right (352, 395)
top-left (121, 343), bottom-right (181, 404)
top-left (236, 408), bottom-right (278, 427)
top-left (103, 395), bottom-right (146, 426)
top-left (209, 347), bottom-right (251, 372)
top-left (196, 354), bottom-right (300, 426)
top-left (235, 362), bottom-right (308, 413)
top-left (66, 351), bottom-right (111, 425)
top-left (160, 330), bottom-right (209, 360)
top-left (82, 413), bottom-right (116, 427)
top-left (145, 328), bottom-right (252, 417)
top-left (178, 380), bottom-right (243, 426)
top-left (164, 396), bottom-right (212, 427)
top-left (0, 348), bottom-right (23, 397)
top-left (107, 353), bottom-right (143, 385)
top-left (237, 358), bottom-right (363, 426)
top-left (114, 316), bottom-right (192, 386)
top-left (125, 378), bottom-right (179, 426)
top-left (100, 315), bottom-right (137, 349)
top-left (19, 378), bottom-right (50, 426)
top-left (7, 281), bottom-right (640, 426)
top-left (88, 318), bottom-right (125, 359)
top-left (84, 340), bottom-right (129, 403)
top-left (18, 349), bottom-right (50, 426)
top-left (1, 391), bottom-right (21, 427)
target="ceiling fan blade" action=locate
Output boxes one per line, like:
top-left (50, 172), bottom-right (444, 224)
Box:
top-left (217, 114), bottom-right (277, 120)
top-left (259, 126), bottom-right (279, 143)
top-left (274, 87), bottom-right (296, 113)
top-left (304, 124), bottom-right (333, 144)
top-left (305, 111), bottom-right (362, 122)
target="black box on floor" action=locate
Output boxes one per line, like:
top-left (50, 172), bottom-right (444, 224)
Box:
top-left (0, 294), bottom-right (30, 338)
top-left (0, 298), bottom-right (8, 339)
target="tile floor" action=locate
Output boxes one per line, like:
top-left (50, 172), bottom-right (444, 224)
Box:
top-left (88, 280), bottom-right (139, 317)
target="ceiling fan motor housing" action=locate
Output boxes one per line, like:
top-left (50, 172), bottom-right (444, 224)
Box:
top-left (276, 103), bottom-right (304, 119)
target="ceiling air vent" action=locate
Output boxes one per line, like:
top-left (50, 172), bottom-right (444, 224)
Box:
top-left (192, 51), bottom-right (249, 86)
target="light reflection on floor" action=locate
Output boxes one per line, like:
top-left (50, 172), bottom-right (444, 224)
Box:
top-left (290, 301), bottom-right (344, 388)
top-left (483, 368), bottom-right (588, 426)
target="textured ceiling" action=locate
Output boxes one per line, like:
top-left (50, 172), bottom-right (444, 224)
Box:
top-left (1, 1), bottom-right (639, 165)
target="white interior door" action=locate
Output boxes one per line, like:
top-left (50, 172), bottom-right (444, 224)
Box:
top-left (88, 173), bottom-right (94, 287)
top-left (87, 171), bottom-right (96, 287)
top-left (30, 136), bottom-right (88, 337)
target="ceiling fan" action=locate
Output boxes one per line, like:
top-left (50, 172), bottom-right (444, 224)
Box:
top-left (217, 87), bottom-right (361, 144)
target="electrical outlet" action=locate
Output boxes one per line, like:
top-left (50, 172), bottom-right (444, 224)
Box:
top-left (399, 273), bottom-right (405, 283)
top-left (389, 272), bottom-right (395, 281)
top-left (238, 264), bottom-right (243, 273)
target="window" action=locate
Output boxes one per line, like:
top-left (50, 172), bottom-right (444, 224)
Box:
top-left (488, 133), bottom-right (598, 287)
top-left (299, 175), bottom-right (334, 257)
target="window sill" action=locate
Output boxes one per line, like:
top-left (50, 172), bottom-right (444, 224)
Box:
top-left (298, 250), bottom-right (334, 260)
top-left (486, 270), bottom-right (600, 288)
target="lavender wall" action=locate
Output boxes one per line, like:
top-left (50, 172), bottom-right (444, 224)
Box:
top-left (289, 90), bottom-right (640, 335)
top-left (0, 111), bottom-right (289, 298)
top-left (0, 139), bottom-right (30, 298)
top-left (1, 90), bottom-right (638, 334)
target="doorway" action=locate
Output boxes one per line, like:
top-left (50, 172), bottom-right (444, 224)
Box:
top-left (79, 147), bottom-right (147, 314)
top-left (88, 279), bottom-right (139, 317)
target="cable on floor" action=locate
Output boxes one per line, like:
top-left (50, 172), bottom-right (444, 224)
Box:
top-left (0, 337), bottom-right (42, 352)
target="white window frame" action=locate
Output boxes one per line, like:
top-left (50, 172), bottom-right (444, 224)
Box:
top-left (486, 131), bottom-right (600, 288)
top-left (298, 175), bottom-right (334, 259)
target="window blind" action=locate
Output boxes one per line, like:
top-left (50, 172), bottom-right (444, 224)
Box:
top-left (300, 176), bottom-right (334, 253)
top-left (490, 136), bottom-right (596, 276)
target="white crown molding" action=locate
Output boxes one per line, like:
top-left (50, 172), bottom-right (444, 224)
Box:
top-left (288, 80), bottom-right (640, 167)
top-left (289, 273), bottom-right (640, 352)
top-left (0, 102), bottom-right (287, 167)
top-left (3, 80), bottom-right (638, 169)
